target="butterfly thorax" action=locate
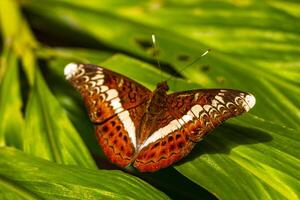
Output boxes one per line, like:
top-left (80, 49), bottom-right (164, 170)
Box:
top-left (137, 81), bottom-right (169, 146)
top-left (147, 81), bottom-right (169, 114)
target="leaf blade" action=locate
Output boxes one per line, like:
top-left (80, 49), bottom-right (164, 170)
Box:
top-left (23, 68), bottom-right (96, 168)
top-left (0, 49), bottom-right (24, 149)
top-left (0, 147), bottom-right (170, 200)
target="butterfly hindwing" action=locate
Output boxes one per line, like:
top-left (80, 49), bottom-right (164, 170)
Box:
top-left (134, 89), bottom-right (255, 172)
top-left (65, 63), bottom-right (151, 167)
top-left (95, 115), bottom-right (134, 167)
top-left (134, 128), bottom-right (196, 172)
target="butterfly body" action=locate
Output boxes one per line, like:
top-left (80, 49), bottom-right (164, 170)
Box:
top-left (64, 63), bottom-right (255, 172)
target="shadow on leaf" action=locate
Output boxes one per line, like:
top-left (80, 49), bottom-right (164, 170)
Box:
top-left (177, 122), bottom-right (273, 164)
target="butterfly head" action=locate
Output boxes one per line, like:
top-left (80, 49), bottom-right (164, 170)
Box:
top-left (156, 81), bottom-right (169, 92)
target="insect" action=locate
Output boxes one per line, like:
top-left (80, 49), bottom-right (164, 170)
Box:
top-left (64, 63), bottom-right (255, 172)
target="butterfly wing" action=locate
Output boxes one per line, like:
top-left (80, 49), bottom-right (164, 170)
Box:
top-left (134, 89), bottom-right (255, 172)
top-left (64, 63), bottom-right (152, 167)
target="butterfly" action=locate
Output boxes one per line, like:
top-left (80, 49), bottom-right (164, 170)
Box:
top-left (64, 63), bottom-right (255, 172)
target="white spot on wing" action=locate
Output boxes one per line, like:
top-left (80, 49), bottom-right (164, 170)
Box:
top-left (211, 99), bottom-right (219, 107)
top-left (191, 104), bottom-right (203, 117)
top-left (204, 105), bottom-right (212, 112)
top-left (106, 89), bottom-right (118, 101)
top-left (110, 98), bottom-right (122, 111)
top-left (182, 114), bottom-right (193, 123)
top-left (118, 111), bottom-right (136, 149)
top-left (96, 79), bottom-right (104, 86)
top-left (91, 74), bottom-right (104, 80)
top-left (140, 102), bottom-right (218, 150)
top-left (140, 119), bottom-right (180, 149)
top-left (215, 95), bottom-right (225, 104)
top-left (187, 110), bottom-right (196, 118)
top-left (245, 94), bottom-right (256, 110)
top-left (100, 85), bottom-right (109, 92)
top-left (64, 63), bottom-right (78, 79)
top-left (115, 107), bottom-right (124, 113)
top-left (170, 120), bottom-right (182, 129)
top-left (178, 119), bottom-right (185, 126)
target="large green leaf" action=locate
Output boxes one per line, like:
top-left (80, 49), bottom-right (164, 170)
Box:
top-left (22, 0), bottom-right (300, 130)
top-left (0, 0), bottom-right (37, 85)
top-left (41, 48), bottom-right (114, 158)
top-left (23, 68), bottom-right (96, 168)
top-left (0, 147), bottom-right (170, 200)
top-left (176, 115), bottom-right (300, 200)
top-left (19, 0), bottom-right (300, 199)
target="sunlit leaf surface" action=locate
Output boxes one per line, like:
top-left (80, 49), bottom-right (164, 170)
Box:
top-left (23, 69), bottom-right (96, 168)
top-left (23, 0), bottom-right (300, 129)
top-left (0, 49), bottom-right (23, 149)
top-left (0, 147), bottom-right (170, 200)
top-left (0, 0), bottom-right (298, 199)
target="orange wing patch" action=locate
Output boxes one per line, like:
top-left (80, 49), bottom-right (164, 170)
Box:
top-left (96, 116), bottom-right (135, 167)
top-left (134, 129), bottom-right (195, 172)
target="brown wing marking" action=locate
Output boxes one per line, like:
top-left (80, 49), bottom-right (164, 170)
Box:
top-left (134, 89), bottom-right (255, 172)
top-left (66, 63), bottom-right (151, 123)
top-left (96, 114), bottom-right (135, 167)
top-left (134, 127), bottom-right (195, 172)
top-left (166, 89), bottom-right (254, 142)
top-left (65, 63), bottom-right (152, 167)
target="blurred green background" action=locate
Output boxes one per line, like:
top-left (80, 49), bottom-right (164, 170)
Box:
top-left (0, 0), bottom-right (299, 199)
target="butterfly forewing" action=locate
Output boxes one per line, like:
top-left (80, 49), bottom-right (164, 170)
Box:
top-left (65, 63), bottom-right (151, 167)
top-left (134, 89), bottom-right (255, 172)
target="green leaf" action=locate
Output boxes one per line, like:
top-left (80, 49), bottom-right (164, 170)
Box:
top-left (23, 68), bottom-right (96, 168)
top-left (22, 0), bottom-right (300, 129)
top-left (79, 54), bottom-right (300, 199)
top-left (38, 47), bottom-right (113, 65)
top-left (101, 54), bottom-right (201, 91)
top-left (0, 0), bottom-right (37, 85)
top-left (43, 48), bottom-right (114, 157)
top-left (20, 1), bottom-right (300, 199)
top-left (0, 147), bottom-right (170, 200)
top-left (176, 114), bottom-right (300, 200)
top-left (0, 48), bottom-right (23, 149)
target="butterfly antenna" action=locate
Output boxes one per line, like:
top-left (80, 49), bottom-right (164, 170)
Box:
top-left (166, 49), bottom-right (211, 82)
top-left (151, 34), bottom-right (162, 81)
